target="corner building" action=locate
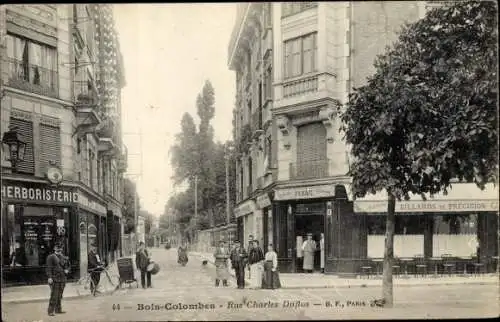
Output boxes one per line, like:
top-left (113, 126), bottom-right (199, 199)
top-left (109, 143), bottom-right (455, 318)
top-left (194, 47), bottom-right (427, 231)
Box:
top-left (1, 4), bottom-right (127, 285)
top-left (228, 2), bottom-right (497, 275)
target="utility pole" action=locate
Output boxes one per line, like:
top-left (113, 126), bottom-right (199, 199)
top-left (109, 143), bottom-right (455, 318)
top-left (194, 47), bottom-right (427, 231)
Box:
top-left (194, 175), bottom-right (198, 244)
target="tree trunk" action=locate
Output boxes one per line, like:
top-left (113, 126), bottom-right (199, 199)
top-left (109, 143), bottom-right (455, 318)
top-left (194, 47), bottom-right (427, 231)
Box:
top-left (382, 192), bottom-right (396, 307)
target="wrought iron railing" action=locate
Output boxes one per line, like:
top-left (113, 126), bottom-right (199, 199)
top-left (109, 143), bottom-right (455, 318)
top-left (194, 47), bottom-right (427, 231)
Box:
top-left (6, 58), bottom-right (58, 98)
top-left (289, 159), bottom-right (330, 180)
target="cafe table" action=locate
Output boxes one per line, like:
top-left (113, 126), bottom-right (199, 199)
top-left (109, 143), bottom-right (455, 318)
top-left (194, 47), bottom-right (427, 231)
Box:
top-left (458, 256), bottom-right (472, 276)
top-left (400, 258), bottom-right (414, 277)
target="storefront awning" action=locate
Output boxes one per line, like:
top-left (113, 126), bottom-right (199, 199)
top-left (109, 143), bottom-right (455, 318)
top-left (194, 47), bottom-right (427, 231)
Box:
top-left (353, 183), bottom-right (499, 213)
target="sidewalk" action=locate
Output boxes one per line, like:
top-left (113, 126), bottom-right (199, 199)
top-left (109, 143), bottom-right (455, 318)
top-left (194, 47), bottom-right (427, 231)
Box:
top-left (190, 252), bottom-right (499, 289)
top-left (2, 262), bottom-right (123, 304)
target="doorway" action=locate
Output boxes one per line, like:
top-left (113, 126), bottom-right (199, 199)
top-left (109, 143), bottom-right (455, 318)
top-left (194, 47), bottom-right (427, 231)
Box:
top-left (295, 213), bottom-right (324, 272)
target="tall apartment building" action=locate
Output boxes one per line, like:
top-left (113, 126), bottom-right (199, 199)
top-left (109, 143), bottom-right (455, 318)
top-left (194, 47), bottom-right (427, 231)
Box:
top-left (228, 2), bottom-right (498, 275)
top-left (0, 4), bottom-right (127, 285)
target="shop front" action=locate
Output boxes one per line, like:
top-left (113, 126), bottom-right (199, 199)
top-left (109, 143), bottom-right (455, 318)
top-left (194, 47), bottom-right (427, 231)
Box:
top-left (1, 179), bottom-right (80, 285)
top-left (354, 183), bottom-right (499, 274)
top-left (256, 193), bottom-right (273, 249)
top-left (106, 200), bottom-right (123, 262)
top-left (271, 183), bottom-right (357, 274)
top-left (76, 188), bottom-right (108, 279)
top-left (234, 199), bottom-right (258, 247)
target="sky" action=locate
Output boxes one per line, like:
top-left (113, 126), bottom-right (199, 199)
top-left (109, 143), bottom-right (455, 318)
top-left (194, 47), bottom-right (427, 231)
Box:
top-left (113, 4), bottom-right (236, 217)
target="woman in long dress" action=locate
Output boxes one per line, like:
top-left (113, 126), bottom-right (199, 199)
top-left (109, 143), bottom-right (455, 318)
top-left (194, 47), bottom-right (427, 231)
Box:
top-left (213, 240), bottom-right (230, 287)
top-left (261, 244), bottom-right (281, 289)
top-left (302, 233), bottom-right (316, 273)
top-left (177, 241), bottom-right (188, 266)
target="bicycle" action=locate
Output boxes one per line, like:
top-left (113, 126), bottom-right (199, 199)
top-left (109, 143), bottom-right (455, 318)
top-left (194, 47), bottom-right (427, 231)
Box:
top-left (75, 266), bottom-right (120, 296)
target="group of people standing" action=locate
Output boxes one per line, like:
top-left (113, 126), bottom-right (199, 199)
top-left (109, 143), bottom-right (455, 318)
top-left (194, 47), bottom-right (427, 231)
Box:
top-left (213, 235), bottom-right (281, 290)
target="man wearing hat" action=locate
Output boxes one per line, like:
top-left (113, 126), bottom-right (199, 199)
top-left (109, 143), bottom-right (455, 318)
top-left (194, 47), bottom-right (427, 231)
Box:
top-left (213, 240), bottom-right (230, 287)
top-left (136, 241), bottom-right (152, 288)
top-left (230, 240), bottom-right (248, 289)
top-left (301, 233), bottom-right (317, 273)
top-left (46, 243), bottom-right (69, 316)
top-left (87, 242), bottom-right (104, 293)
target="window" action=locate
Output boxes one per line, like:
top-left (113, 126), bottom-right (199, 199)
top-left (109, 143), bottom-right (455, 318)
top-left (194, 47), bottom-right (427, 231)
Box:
top-left (39, 123), bottom-right (61, 175)
top-left (6, 34), bottom-right (58, 97)
top-left (258, 81), bottom-right (263, 110)
top-left (283, 33), bottom-right (317, 78)
top-left (282, 2), bottom-right (317, 18)
top-left (264, 66), bottom-right (273, 101)
top-left (266, 136), bottom-right (273, 168)
top-left (9, 117), bottom-right (35, 174)
top-left (248, 157), bottom-right (253, 186)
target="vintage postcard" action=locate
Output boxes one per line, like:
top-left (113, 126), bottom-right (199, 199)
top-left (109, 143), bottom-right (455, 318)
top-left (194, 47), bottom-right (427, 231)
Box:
top-left (1, 2), bottom-right (498, 321)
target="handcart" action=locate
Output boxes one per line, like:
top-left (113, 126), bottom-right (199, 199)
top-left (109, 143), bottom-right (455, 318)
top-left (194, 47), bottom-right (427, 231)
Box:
top-left (116, 257), bottom-right (139, 289)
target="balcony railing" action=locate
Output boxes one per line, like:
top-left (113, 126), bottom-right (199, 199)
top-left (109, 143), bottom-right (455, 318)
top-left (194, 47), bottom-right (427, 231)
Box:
top-left (282, 75), bottom-right (318, 98)
top-left (289, 159), bottom-right (330, 180)
top-left (75, 80), bottom-right (99, 107)
top-left (251, 111), bottom-right (263, 133)
top-left (6, 58), bottom-right (58, 98)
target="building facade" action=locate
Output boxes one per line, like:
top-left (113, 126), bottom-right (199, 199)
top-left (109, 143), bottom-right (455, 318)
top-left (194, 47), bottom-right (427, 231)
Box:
top-left (0, 4), bottom-right (127, 285)
top-left (228, 1), bottom-right (498, 275)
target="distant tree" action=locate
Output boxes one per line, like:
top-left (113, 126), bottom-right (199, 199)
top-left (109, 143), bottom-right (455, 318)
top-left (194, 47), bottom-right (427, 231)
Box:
top-left (341, 0), bottom-right (498, 307)
top-left (170, 112), bottom-right (199, 185)
top-left (123, 178), bottom-right (140, 234)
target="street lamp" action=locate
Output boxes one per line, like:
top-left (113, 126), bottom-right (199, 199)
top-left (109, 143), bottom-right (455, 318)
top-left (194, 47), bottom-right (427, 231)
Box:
top-left (2, 127), bottom-right (26, 173)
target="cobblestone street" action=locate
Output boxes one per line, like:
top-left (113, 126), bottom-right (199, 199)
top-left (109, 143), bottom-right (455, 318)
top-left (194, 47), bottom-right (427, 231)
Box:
top-left (2, 249), bottom-right (498, 321)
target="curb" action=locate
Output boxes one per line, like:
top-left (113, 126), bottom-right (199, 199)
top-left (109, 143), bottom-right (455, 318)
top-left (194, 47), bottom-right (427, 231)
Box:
top-left (191, 253), bottom-right (498, 290)
top-left (3, 287), bottom-right (118, 305)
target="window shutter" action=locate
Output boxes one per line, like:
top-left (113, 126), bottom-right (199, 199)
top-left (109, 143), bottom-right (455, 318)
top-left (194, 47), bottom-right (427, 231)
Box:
top-left (40, 123), bottom-right (61, 174)
top-left (9, 118), bottom-right (35, 174)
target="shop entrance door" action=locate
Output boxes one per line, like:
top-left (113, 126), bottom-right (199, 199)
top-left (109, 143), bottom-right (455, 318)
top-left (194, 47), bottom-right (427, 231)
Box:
top-left (295, 202), bottom-right (325, 272)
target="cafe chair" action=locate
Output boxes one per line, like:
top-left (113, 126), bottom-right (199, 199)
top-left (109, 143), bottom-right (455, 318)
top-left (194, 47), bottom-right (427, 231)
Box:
top-left (392, 258), bottom-right (401, 278)
top-left (360, 260), bottom-right (373, 279)
top-left (441, 254), bottom-right (456, 276)
top-left (414, 254), bottom-right (427, 277)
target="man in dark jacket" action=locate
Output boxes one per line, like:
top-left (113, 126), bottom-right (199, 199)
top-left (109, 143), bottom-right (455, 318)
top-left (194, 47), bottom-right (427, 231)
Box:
top-left (248, 240), bottom-right (265, 288)
top-left (46, 243), bottom-right (69, 316)
top-left (135, 242), bottom-right (152, 288)
top-left (87, 243), bottom-right (104, 293)
top-left (230, 240), bottom-right (248, 289)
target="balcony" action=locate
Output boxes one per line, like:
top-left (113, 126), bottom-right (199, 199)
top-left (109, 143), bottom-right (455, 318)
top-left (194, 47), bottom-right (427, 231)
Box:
top-left (289, 159), bottom-right (330, 180)
top-left (6, 58), bottom-right (58, 98)
top-left (251, 111), bottom-right (263, 136)
top-left (282, 74), bottom-right (318, 98)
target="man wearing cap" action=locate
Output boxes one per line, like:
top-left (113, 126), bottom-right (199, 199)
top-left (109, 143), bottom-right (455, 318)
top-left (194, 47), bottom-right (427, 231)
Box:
top-left (213, 240), bottom-right (230, 287)
top-left (46, 243), bottom-right (69, 316)
top-left (88, 243), bottom-right (104, 294)
top-left (302, 233), bottom-right (317, 273)
top-left (230, 240), bottom-right (248, 289)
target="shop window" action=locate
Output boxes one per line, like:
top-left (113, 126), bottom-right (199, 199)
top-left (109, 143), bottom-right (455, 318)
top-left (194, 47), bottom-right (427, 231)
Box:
top-left (367, 214), bottom-right (426, 235)
top-left (2, 205), bottom-right (21, 266)
top-left (433, 214), bottom-right (477, 235)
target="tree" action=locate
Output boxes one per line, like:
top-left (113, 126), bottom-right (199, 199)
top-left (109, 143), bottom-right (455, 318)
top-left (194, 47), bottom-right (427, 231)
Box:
top-left (123, 178), bottom-right (140, 234)
top-left (170, 112), bottom-right (199, 185)
top-left (341, 0), bottom-right (497, 307)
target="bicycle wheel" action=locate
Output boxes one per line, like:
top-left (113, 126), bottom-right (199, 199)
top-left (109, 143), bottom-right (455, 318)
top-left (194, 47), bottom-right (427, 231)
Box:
top-left (75, 275), bottom-right (94, 296)
top-left (104, 270), bottom-right (120, 288)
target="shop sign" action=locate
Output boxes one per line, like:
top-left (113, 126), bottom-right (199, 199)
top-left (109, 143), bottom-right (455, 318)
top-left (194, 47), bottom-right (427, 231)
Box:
top-left (274, 185), bottom-right (335, 201)
top-left (256, 193), bottom-right (272, 209)
top-left (354, 199), bottom-right (500, 214)
top-left (77, 193), bottom-right (107, 216)
top-left (1, 181), bottom-right (77, 204)
top-left (234, 200), bottom-right (257, 218)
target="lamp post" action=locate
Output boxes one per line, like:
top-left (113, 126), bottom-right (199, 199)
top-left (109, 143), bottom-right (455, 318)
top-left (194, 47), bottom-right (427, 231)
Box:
top-left (2, 126), bottom-right (26, 173)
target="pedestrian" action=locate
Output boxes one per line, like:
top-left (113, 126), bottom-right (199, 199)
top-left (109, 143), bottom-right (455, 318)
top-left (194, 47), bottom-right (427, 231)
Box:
top-left (87, 243), bottom-right (104, 294)
top-left (320, 233), bottom-right (325, 273)
top-left (296, 235), bottom-right (304, 273)
top-left (177, 241), bottom-right (189, 266)
top-left (248, 240), bottom-right (264, 289)
top-left (246, 235), bottom-right (254, 280)
top-left (302, 233), bottom-right (316, 273)
top-left (46, 243), bottom-right (69, 316)
top-left (261, 243), bottom-right (281, 289)
top-left (213, 240), bottom-right (230, 287)
top-left (230, 240), bottom-right (248, 289)
top-left (135, 242), bottom-right (152, 289)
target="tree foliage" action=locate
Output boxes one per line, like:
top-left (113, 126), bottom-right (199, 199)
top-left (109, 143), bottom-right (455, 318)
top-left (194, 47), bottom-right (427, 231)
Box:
top-left (341, 0), bottom-right (498, 201)
top-left (167, 80), bottom-right (237, 239)
top-left (122, 178), bottom-right (140, 234)
top-left (340, 0), bottom-right (498, 307)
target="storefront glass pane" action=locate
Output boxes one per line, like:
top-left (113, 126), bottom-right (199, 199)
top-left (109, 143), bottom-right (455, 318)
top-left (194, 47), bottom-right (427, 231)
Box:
top-left (2, 204), bottom-right (21, 266)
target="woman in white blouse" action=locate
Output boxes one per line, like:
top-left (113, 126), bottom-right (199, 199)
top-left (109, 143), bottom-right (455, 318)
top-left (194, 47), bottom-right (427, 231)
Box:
top-left (261, 244), bottom-right (281, 289)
